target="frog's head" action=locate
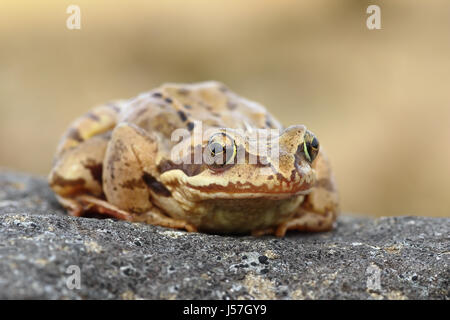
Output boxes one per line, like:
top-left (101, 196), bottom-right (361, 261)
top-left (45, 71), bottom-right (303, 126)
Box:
top-left (158, 125), bottom-right (320, 201)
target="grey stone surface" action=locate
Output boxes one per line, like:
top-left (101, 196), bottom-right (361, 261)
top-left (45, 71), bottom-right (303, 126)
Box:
top-left (0, 169), bottom-right (448, 299)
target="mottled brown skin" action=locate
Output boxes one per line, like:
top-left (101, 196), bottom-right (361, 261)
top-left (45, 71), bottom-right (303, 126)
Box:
top-left (48, 81), bottom-right (339, 237)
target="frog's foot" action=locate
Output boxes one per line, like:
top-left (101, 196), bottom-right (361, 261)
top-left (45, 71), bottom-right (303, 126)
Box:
top-left (77, 195), bottom-right (133, 220)
top-left (56, 194), bottom-right (132, 221)
top-left (274, 210), bottom-right (335, 237)
top-left (55, 195), bottom-right (83, 217)
top-left (133, 209), bottom-right (198, 233)
top-left (56, 195), bottom-right (196, 232)
top-left (251, 227), bottom-right (275, 237)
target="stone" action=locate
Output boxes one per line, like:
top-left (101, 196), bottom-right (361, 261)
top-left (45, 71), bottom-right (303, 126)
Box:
top-left (0, 169), bottom-right (448, 299)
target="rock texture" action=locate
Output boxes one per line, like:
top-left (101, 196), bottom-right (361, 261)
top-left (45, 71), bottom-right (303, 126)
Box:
top-left (0, 169), bottom-right (448, 299)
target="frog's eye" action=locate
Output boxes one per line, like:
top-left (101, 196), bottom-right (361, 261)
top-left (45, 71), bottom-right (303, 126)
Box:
top-left (303, 132), bottom-right (320, 163)
top-left (205, 133), bottom-right (237, 170)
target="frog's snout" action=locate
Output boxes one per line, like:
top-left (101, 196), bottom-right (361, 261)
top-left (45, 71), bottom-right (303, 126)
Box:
top-left (278, 125), bottom-right (306, 151)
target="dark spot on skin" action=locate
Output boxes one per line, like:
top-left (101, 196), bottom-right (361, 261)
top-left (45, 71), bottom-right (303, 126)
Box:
top-left (86, 112), bottom-right (100, 122)
top-left (120, 178), bottom-right (145, 190)
top-left (266, 120), bottom-right (272, 128)
top-left (107, 139), bottom-right (127, 181)
top-left (219, 85), bottom-right (228, 92)
top-left (67, 128), bottom-right (83, 142)
top-left (106, 103), bottom-right (120, 112)
top-left (187, 122), bottom-right (195, 131)
top-left (276, 173), bottom-right (284, 182)
top-left (152, 92), bottom-right (162, 98)
top-left (82, 160), bottom-right (103, 185)
top-left (157, 158), bottom-right (205, 177)
top-left (165, 97), bottom-right (173, 104)
top-left (142, 172), bottom-right (171, 197)
top-left (49, 173), bottom-right (86, 196)
top-left (290, 169), bottom-right (297, 182)
top-left (177, 88), bottom-right (190, 95)
top-left (268, 175), bottom-right (274, 180)
top-left (51, 174), bottom-right (86, 188)
top-left (177, 110), bottom-right (188, 122)
top-left (184, 104), bottom-right (192, 109)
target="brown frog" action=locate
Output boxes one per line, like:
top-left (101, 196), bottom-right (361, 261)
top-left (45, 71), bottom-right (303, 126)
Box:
top-left (48, 81), bottom-right (339, 237)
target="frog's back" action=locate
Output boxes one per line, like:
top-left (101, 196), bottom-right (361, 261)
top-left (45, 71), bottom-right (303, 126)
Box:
top-left (54, 81), bottom-right (283, 163)
top-left (121, 81), bottom-right (283, 140)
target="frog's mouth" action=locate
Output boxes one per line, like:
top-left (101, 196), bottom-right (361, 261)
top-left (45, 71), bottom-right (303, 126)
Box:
top-left (160, 168), bottom-right (315, 200)
top-left (184, 179), bottom-right (314, 199)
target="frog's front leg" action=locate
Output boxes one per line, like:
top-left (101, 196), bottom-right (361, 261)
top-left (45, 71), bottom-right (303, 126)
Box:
top-left (275, 151), bottom-right (339, 237)
top-left (49, 133), bottom-right (115, 218)
top-left (72, 194), bottom-right (196, 232)
top-left (102, 123), bottom-right (197, 232)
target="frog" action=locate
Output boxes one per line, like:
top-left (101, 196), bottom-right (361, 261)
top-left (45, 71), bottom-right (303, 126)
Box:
top-left (48, 81), bottom-right (339, 237)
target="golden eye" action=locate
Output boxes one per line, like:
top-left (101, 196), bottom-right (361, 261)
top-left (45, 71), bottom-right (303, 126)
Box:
top-left (303, 131), bottom-right (320, 163)
top-left (206, 133), bottom-right (237, 169)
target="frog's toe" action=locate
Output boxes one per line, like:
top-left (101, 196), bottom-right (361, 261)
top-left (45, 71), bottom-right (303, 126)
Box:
top-left (76, 195), bottom-right (133, 221)
top-left (275, 210), bottom-right (335, 237)
top-left (55, 195), bottom-right (83, 217)
top-left (57, 194), bottom-right (133, 221)
top-left (251, 227), bottom-right (276, 237)
top-left (132, 209), bottom-right (198, 233)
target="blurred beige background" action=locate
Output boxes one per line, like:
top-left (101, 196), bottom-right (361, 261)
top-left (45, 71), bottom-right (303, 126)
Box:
top-left (1, 0), bottom-right (449, 217)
